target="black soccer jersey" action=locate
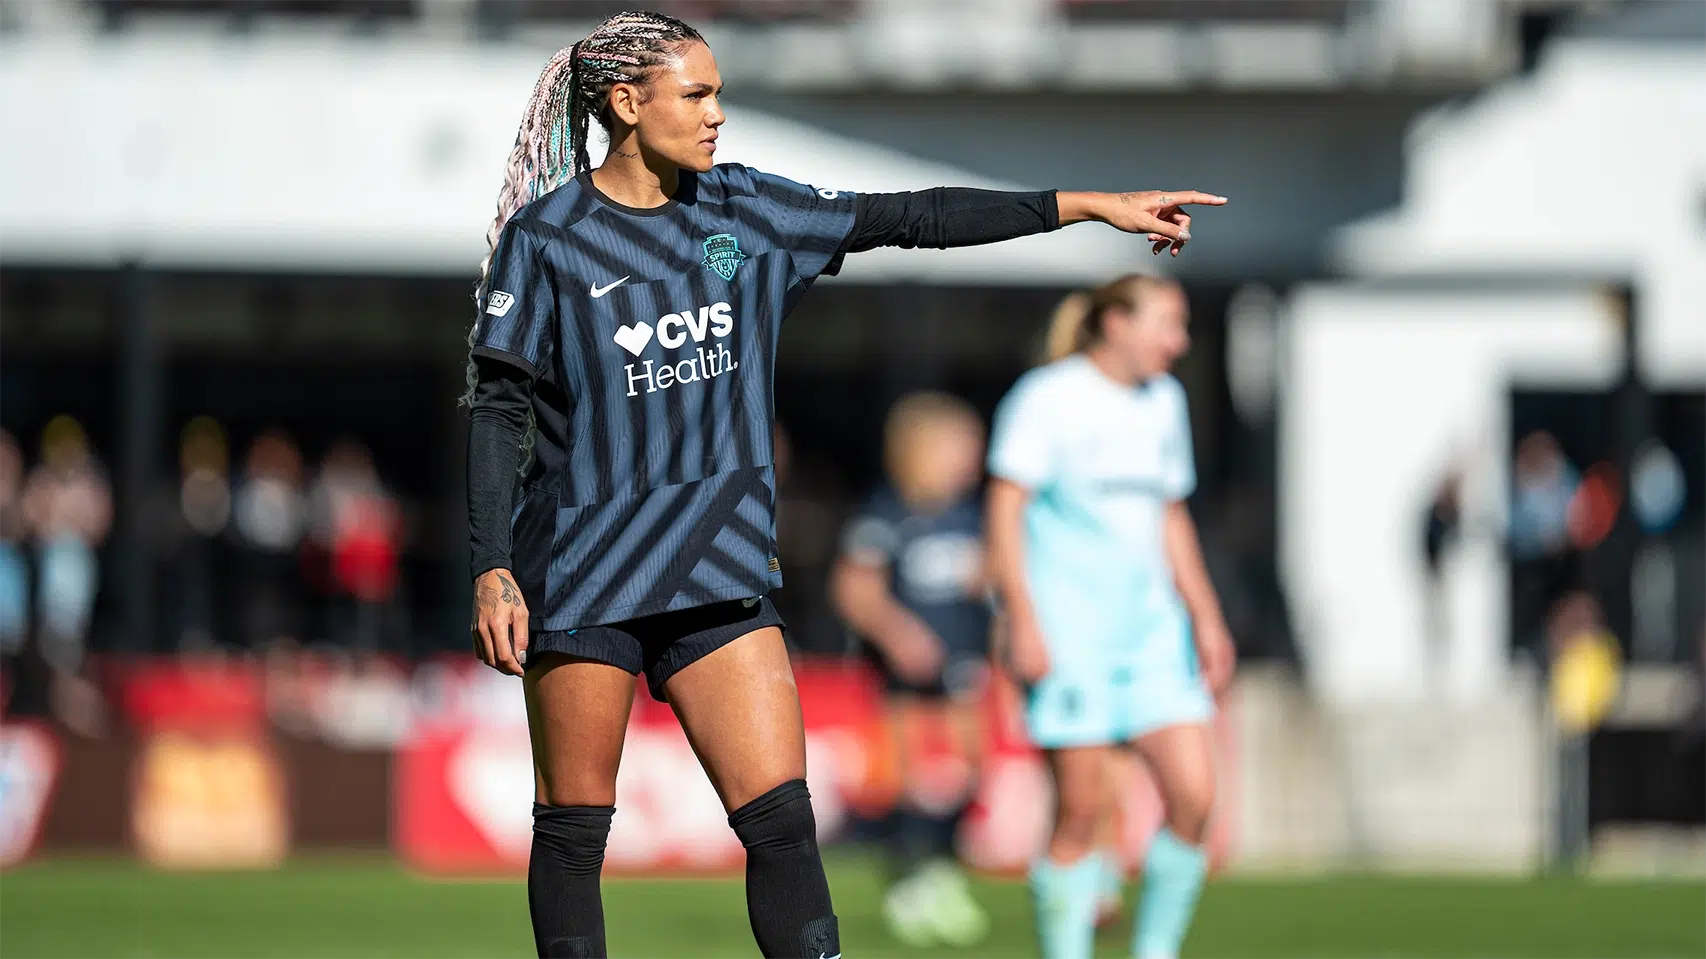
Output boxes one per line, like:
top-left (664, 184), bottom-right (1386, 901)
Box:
top-left (471, 164), bottom-right (856, 630)
top-left (841, 486), bottom-right (990, 658)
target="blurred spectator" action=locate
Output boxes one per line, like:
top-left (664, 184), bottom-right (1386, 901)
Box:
top-left (307, 439), bottom-right (400, 650)
top-left (1510, 430), bottom-right (1578, 560)
top-left (0, 427), bottom-right (42, 718)
top-left (1424, 466), bottom-right (1464, 575)
top-left (1509, 430), bottom-right (1583, 660)
top-left (170, 417), bottom-right (233, 651)
top-left (1421, 464), bottom-right (1465, 673)
top-left (1542, 587), bottom-right (1617, 726)
top-left (233, 431), bottom-right (308, 649)
top-left (21, 416), bottom-right (111, 675)
top-left (0, 429), bottom-right (27, 658)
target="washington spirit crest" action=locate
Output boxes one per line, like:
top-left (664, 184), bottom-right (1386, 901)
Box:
top-left (701, 233), bottom-right (748, 281)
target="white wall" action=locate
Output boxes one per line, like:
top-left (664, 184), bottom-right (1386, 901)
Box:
top-left (1332, 41), bottom-right (1706, 389)
top-left (1280, 285), bottom-right (1622, 705)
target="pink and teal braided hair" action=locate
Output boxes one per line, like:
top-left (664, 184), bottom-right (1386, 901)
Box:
top-left (463, 10), bottom-right (706, 411)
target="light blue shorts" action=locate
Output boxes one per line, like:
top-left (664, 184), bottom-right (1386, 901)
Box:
top-left (1025, 614), bottom-right (1213, 749)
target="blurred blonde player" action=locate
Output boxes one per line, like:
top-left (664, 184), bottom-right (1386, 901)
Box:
top-left (987, 277), bottom-right (1235, 959)
top-left (831, 392), bottom-right (991, 948)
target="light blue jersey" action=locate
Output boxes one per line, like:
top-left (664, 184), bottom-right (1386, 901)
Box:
top-left (988, 355), bottom-right (1211, 747)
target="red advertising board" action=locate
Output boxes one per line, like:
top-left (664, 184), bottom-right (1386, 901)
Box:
top-left (0, 722), bottom-right (62, 869)
top-left (394, 658), bottom-right (1237, 876)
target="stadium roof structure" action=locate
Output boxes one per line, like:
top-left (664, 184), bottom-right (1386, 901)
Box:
top-left (1562, 0), bottom-right (1706, 42)
top-left (1329, 38), bottom-right (1705, 386)
top-left (0, 31), bottom-right (1148, 285)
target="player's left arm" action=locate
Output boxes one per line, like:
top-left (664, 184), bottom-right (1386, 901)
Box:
top-left (1164, 502), bottom-right (1235, 695)
top-left (1157, 381), bottom-right (1235, 694)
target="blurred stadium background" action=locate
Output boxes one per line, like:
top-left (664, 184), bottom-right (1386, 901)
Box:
top-left (1, 1), bottom-right (1703, 956)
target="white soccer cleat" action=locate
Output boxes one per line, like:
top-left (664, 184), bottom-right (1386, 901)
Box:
top-left (882, 874), bottom-right (939, 949)
top-left (920, 861), bottom-right (990, 948)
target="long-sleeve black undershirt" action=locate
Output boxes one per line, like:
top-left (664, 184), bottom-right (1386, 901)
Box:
top-left (467, 356), bottom-right (531, 581)
top-left (467, 188), bottom-right (1062, 580)
top-left (840, 188), bottom-right (1059, 255)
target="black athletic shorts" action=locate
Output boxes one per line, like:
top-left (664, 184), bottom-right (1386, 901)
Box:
top-left (526, 596), bottom-right (784, 702)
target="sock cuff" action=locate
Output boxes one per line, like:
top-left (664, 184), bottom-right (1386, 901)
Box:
top-left (727, 778), bottom-right (810, 830)
top-left (533, 803), bottom-right (615, 829)
top-left (1147, 827), bottom-right (1208, 871)
top-left (1029, 851), bottom-right (1101, 882)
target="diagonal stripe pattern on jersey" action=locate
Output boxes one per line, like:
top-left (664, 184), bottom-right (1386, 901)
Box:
top-left (471, 165), bottom-right (856, 630)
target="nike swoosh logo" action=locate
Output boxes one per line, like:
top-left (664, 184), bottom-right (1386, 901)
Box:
top-left (589, 276), bottom-right (630, 298)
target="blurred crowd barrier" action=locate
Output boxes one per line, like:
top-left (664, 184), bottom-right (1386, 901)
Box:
top-left (13, 648), bottom-right (1665, 873)
top-left (0, 650), bottom-right (1240, 876)
top-left (6, 649), bottom-right (1701, 878)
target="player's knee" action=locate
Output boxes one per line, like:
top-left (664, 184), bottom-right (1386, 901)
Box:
top-left (1052, 788), bottom-right (1102, 848)
top-left (729, 778), bottom-right (816, 851)
top-left (537, 767), bottom-right (618, 808)
top-left (1164, 778), bottom-right (1215, 844)
top-left (531, 803), bottom-right (613, 877)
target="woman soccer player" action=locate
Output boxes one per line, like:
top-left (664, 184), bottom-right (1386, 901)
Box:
top-left (830, 392), bottom-right (991, 949)
top-left (463, 11), bottom-right (1225, 958)
top-left (986, 276), bottom-right (1236, 959)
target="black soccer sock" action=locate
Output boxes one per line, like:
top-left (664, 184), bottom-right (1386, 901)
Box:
top-left (884, 807), bottom-right (929, 881)
top-left (729, 780), bottom-right (840, 959)
top-left (926, 797), bottom-right (972, 864)
top-left (528, 804), bottom-right (613, 959)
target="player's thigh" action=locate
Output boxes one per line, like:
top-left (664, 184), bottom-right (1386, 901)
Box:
top-left (1046, 744), bottom-right (1112, 827)
top-left (664, 625), bottom-right (805, 812)
top-left (1103, 744), bottom-right (1141, 814)
top-left (525, 653), bottom-right (637, 807)
top-left (1129, 722), bottom-right (1216, 815)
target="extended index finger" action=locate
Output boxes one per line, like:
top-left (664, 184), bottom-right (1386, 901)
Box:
top-left (1162, 191), bottom-right (1227, 207)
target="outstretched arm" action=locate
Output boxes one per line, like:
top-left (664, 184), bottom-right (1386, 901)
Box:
top-left (843, 188), bottom-right (1225, 259)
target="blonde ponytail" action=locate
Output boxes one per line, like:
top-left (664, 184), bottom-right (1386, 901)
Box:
top-left (1042, 291), bottom-right (1094, 364)
top-left (1040, 274), bottom-right (1176, 365)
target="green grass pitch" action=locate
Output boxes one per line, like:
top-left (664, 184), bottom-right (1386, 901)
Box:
top-left (2, 854), bottom-right (1701, 957)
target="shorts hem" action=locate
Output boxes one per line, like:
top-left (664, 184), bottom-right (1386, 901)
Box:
top-left (1027, 702), bottom-right (1215, 750)
top-left (642, 598), bottom-right (783, 701)
top-left (1122, 704), bottom-right (1215, 742)
top-left (536, 580), bottom-right (780, 632)
top-left (525, 629), bottom-right (643, 675)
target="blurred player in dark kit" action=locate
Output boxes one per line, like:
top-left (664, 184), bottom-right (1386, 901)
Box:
top-left (831, 392), bottom-right (991, 948)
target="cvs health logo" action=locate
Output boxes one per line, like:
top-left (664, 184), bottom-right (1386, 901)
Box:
top-left (616, 301), bottom-right (739, 397)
